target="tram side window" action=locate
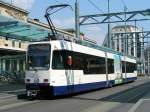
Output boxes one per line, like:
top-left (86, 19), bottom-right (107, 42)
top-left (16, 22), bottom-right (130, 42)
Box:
top-left (83, 56), bottom-right (106, 74)
top-left (52, 50), bottom-right (85, 70)
top-left (108, 59), bottom-right (114, 74)
top-left (126, 62), bottom-right (137, 73)
top-left (71, 52), bottom-right (84, 70)
top-left (70, 51), bottom-right (106, 74)
top-left (122, 61), bottom-right (125, 73)
top-left (52, 50), bottom-right (107, 74)
top-left (122, 61), bottom-right (137, 73)
top-left (52, 51), bottom-right (65, 69)
top-left (134, 63), bottom-right (137, 72)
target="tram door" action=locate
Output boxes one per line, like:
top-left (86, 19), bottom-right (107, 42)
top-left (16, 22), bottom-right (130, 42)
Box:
top-left (60, 40), bottom-right (74, 94)
top-left (65, 55), bottom-right (74, 94)
top-left (114, 55), bottom-right (123, 84)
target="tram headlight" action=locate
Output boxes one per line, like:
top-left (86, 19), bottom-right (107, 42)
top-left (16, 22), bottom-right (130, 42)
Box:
top-left (26, 79), bottom-right (30, 83)
top-left (44, 79), bottom-right (49, 83)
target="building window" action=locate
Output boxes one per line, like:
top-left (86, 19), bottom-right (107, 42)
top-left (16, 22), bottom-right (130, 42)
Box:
top-left (117, 38), bottom-right (119, 51)
top-left (19, 42), bottom-right (21, 48)
top-left (12, 60), bottom-right (17, 71)
top-left (12, 40), bottom-right (15, 47)
top-left (5, 60), bottom-right (10, 71)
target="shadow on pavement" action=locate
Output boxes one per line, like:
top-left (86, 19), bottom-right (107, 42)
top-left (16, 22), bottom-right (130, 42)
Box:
top-left (71, 82), bottom-right (150, 104)
top-left (100, 82), bottom-right (150, 103)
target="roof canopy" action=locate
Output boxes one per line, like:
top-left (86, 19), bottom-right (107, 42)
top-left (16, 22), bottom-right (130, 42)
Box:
top-left (0, 14), bottom-right (50, 41)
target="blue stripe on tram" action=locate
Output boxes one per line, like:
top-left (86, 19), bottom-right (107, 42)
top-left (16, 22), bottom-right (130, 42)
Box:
top-left (53, 77), bottom-right (137, 95)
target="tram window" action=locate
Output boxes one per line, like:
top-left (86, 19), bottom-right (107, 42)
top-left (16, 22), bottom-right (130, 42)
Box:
top-left (28, 44), bottom-right (51, 70)
top-left (108, 59), bottom-right (114, 73)
top-left (122, 61), bottom-right (137, 73)
top-left (68, 51), bottom-right (106, 74)
top-left (71, 52), bottom-right (84, 70)
top-left (127, 62), bottom-right (137, 73)
top-left (122, 61), bottom-right (125, 73)
top-left (52, 51), bottom-right (65, 69)
top-left (52, 50), bottom-right (107, 74)
top-left (83, 56), bottom-right (106, 74)
top-left (52, 50), bottom-right (84, 70)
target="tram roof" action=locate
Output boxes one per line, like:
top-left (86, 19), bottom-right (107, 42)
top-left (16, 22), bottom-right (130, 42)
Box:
top-left (0, 14), bottom-right (50, 41)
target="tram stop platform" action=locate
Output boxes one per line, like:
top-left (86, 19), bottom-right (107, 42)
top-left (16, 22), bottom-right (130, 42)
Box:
top-left (0, 83), bottom-right (25, 96)
top-left (129, 90), bottom-right (150, 112)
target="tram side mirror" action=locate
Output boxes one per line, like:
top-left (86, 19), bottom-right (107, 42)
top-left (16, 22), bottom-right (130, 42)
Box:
top-left (67, 56), bottom-right (72, 66)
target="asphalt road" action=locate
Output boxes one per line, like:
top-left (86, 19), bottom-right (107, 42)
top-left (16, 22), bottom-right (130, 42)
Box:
top-left (0, 77), bottom-right (150, 112)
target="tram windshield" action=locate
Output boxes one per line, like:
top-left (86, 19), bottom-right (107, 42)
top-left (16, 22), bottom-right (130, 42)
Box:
top-left (27, 44), bottom-right (51, 70)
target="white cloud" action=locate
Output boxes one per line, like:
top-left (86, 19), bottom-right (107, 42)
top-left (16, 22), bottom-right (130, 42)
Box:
top-left (83, 26), bottom-right (106, 45)
top-left (53, 18), bottom-right (106, 45)
top-left (53, 17), bottom-right (75, 29)
top-left (12, 0), bottom-right (35, 10)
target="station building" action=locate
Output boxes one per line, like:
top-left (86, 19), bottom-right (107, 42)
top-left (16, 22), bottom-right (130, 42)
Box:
top-left (103, 25), bottom-right (143, 57)
top-left (103, 25), bottom-right (144, 75)
top-left (0, 1), bottom-right (74, 82)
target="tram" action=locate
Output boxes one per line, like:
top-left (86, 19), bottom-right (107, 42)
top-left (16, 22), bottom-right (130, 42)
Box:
top-left (25, 39), bottom-right (137, 97)
top-left (25, 4), bottom-right (137, 97)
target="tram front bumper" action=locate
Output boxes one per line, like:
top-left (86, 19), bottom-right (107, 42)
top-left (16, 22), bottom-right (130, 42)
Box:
top-left (26, 83), bottom-right (53, 96)
top-left (27, 90), bottom-right (38, 97)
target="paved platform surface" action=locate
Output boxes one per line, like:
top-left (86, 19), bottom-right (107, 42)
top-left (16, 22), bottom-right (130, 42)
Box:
top-left (0, 83), bottom-right (25, 94)
top-left (128, 88), bottom-right (150, 112)
top-left (0, 77), bottom-right (150, 112)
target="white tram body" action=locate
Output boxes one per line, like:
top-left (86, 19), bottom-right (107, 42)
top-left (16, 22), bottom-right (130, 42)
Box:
top-left (25, 40), bottom-right (137, 96)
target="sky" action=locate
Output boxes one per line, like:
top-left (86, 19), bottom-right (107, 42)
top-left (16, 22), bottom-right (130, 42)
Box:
top-left (2, 0), bottom-right (150, 45)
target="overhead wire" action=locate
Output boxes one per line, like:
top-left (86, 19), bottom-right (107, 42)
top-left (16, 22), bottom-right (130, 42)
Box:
top-left (86, 0), bottom-right (106, 31)
top-left (120, 0), bottom-right (128, 11)
top-left (87, 0), bottom-right (120, 28)
top-left (86, 0), bottom-right (112, 41)
top-left (87, 0), bottom-right (104, 13)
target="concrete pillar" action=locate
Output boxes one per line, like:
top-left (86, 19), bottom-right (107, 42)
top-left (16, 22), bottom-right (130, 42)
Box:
top-left (3, 59), bottom-right (6, 71)
top-left (115, 36), bottom-right (118, 51)
top-left (119, 35), bottom-right (122, 52)
top-left (9, 59), bottom-right (12, 72)
top-left (127, 34), bottom-right (130, 55)
top-left (133, 33), bottom-right (137, 57)
top-left (23, 60), bottom-right (26, 71)
top-left (0, 59), bottom-right (1, 74)
top-left (17, 59), bottom-right (20, 72)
